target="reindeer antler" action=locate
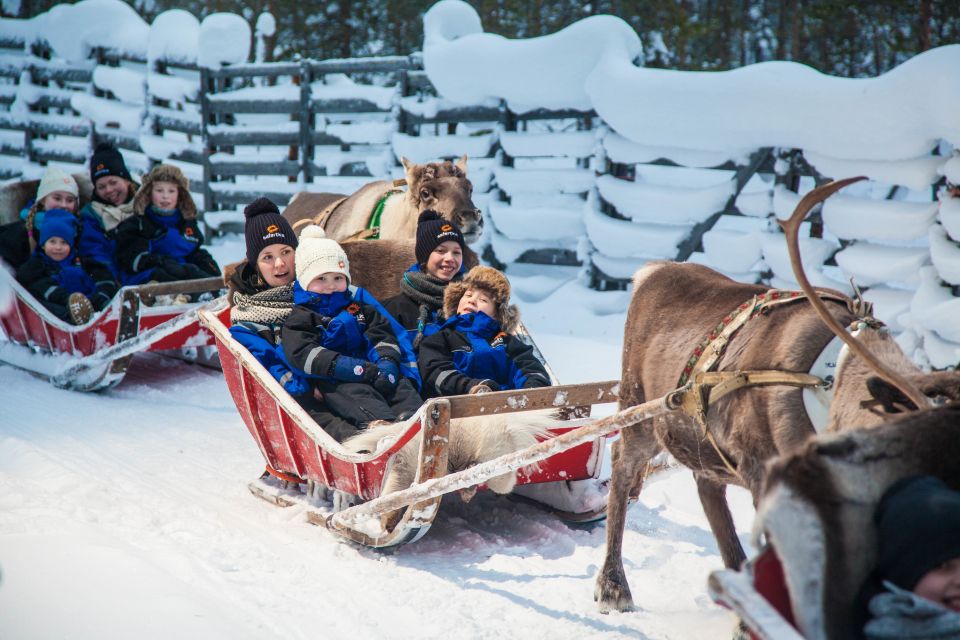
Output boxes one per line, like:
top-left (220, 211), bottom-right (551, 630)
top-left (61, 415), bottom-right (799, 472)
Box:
top-left (779, 177), bottom-right (933, 410)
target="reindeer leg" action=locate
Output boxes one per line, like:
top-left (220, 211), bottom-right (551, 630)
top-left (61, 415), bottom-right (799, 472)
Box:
top-left (694, 473), bottom-right (746, 570)
top-left (595, 423), bottom-right (659, 613)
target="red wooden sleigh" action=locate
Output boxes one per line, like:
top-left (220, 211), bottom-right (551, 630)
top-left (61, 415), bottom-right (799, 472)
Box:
top-left (0, 174), bottom-right (227, 390)
top-left (708, 408), bottom-right (960, 640)
top-left (199, 306), bottom-right (620, 548)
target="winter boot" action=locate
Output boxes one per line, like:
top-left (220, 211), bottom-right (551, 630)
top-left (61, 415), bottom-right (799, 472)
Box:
top-left (68, 293), bottom-right (94, 325)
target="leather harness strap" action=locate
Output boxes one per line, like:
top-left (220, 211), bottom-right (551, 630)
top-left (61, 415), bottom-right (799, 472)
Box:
top-left (675, 288), bottom-right (853, 479)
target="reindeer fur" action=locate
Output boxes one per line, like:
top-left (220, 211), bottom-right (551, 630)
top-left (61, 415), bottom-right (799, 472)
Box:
top-left (595, 260), bottom-right (960, 614)
top-left (282, 155), bottom-right (483, 244)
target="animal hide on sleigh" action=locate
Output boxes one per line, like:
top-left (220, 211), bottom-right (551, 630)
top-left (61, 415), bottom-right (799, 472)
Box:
top-left (344, 410), bottom-right (559, 498)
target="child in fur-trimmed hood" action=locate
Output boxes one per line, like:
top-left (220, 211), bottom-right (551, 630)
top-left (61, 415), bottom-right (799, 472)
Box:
top-left (417, 265), bottom-right (550, 398)
top-left (114, 164), bottom-right (220, 285)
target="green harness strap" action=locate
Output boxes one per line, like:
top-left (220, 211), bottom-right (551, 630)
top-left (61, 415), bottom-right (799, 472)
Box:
top-left (367, 190), bottom-right (399, 240)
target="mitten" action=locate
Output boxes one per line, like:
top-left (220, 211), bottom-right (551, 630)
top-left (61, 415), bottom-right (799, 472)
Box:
top-left (469, 379), bottom-right (496, 394)
top-left (331, 355), bottom-right (378, 384)
top-left (372, 359), bottom-right (399, 399)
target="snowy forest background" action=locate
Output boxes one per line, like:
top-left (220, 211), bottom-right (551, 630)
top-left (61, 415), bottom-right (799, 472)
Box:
top-left (6, 0), bottom-right (960, 77)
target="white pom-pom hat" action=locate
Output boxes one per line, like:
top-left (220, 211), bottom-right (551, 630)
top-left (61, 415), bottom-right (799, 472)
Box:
top-left (295, 225), bottom-right (350, 289)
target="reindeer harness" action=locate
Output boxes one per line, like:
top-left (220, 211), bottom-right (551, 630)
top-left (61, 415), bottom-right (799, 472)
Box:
top-left (676, 288), bottom-right (854, 478)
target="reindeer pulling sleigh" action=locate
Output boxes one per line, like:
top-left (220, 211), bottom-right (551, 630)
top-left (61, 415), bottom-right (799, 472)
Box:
top-left (0, 174), bottom-right (226, 391)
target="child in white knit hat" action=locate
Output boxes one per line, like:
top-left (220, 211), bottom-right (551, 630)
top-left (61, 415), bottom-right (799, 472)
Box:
top-left (22, 167), bottom-right (81, 253)
top-left (281, 226), bottom-right (422, 437)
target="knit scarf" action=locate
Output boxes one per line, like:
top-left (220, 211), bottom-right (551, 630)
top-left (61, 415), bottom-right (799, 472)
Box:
top-left (230, 283), bottom-right (295, 326)
top-left (865, 582), bottom-right (960, 640)
top-left (90, 200), bottom-right (135, 232)
top-left (401, 270), bottom-right (457, 348)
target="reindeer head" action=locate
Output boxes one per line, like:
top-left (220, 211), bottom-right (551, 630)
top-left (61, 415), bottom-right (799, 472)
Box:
top-left (401, 154), bottom-right (483, 244)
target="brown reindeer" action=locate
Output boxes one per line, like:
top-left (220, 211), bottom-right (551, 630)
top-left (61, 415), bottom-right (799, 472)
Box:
top-left (282, 155), bottom-right (483, 244)
top-left (595, 178), bottom-right (960, 613)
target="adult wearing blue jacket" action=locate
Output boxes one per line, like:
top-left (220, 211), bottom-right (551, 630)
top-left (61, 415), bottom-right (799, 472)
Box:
top-left (228, 198), bottom-right (357, 442)
top-left (76, 143), bottom-right (139, 278)
top-left (418, 265), bottom-right (550, 398)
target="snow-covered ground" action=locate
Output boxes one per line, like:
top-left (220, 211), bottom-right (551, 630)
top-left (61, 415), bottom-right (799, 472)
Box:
top-left (0, 236), bottom-right (754, 640)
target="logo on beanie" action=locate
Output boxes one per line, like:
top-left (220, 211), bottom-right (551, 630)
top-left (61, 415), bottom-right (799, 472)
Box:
top-left (266, 224), bottom-right (279, 234)
top-left (338, 260), bottom-right (345, 268)
top-left (441, 224), bottom-right (452, 232)
top-left (261, 224), bottom-right (287, 242)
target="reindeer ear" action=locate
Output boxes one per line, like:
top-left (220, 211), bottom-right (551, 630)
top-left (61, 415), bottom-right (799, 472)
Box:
top-left (401, 157), bottom-right (414, 176)
top-left (866, 376), bottom-right (919, 413)
top-left (455, 153), bottom-right (468, 175)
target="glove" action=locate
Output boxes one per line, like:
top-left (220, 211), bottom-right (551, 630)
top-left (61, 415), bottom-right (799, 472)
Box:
top-left (469, 379), bottom-right (496, 394)
top-left (372, 359), bottom-right (399, 399)
top-left (331, 355), bottom-right (378, 384)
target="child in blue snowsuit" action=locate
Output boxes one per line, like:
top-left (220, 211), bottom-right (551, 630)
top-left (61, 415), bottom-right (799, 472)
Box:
top-left (281, 225), bottom-right (422, 429)
top-left (115, 164), bottom-right (219, 285)
top-left (418, 265), bottom-right (550, 398)
top-left (16, 209), bottom-right (118, 325)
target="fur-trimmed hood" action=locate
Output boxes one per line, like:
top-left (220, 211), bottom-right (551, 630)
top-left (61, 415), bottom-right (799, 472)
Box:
top-left (443, 265), bottom-right (519, 333)
top-left (134, 164), bottom-right (197, 219)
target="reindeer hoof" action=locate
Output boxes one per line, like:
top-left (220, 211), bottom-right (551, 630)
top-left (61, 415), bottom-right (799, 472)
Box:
top-left (594, 574), bottom-right (635, 613)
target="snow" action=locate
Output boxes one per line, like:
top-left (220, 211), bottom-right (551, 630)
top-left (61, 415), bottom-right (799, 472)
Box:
top-left (94, 65), bottom-right (145, 104)
top-left (596, 174), bottom-right (733, 225)
top-left (149, 10), bottom-right (200, 65)
top-left (198, 13), bottom-right (250, 69)
top-left (391, 132), bottom-right (495, 164)
top-left (804, 150), bottom-right (945, 192)
top-left (928, 224), bottom-right (960, 285)
top-left (500, 131), bottom-right (596, 158)
top-left (834, 242), bottom-right (930, 287)
top-left (422, 1), bottom-right (641, 113)
top-left (27, 0), bottom-right (149, 63)
top-left (604, 132), bottom-right (747, 168)
top-left (70, 93), bottom-right (143, 132)
top-left (939, 195), bottom-right (960, 242)
top-left (822, 194), bottom-right (938, 242)
top-left (588, 45), bottom-right (960, 161)
top-left (943, 155), bottom-right (960, 184)
top-left (495, 166), bottom-right (594, 197)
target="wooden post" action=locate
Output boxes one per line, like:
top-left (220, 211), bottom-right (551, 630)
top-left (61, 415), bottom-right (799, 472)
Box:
top-left (298, 59), bottom-right (313, 184)
top-left (199, 66), bottom-right (215, 214)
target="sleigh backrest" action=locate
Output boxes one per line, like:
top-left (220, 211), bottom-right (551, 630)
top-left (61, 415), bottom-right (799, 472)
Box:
top-left (754, 405), bottom-right (960, 639)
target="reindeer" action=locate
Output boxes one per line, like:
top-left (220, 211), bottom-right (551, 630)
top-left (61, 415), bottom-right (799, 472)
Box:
top-left (282, 155), bottom-right (483, 244)
top-left (595, 178), bottom-right (960, 613)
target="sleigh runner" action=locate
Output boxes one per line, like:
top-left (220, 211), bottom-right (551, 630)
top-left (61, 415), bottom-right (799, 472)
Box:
top-left (0, 266), bottom-right (227, 390)
top-left (199, 305), bottom-right (630, 547)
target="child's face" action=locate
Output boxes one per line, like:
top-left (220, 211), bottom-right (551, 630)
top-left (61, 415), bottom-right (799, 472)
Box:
top-left (151, 181), bottom-right (179, 210)
top-left (257, 243), bottom-right (296, 288)
top-left (425, 240), bottom-right (463, 282)
top-left (95, 175), bottom-right (130, 206)
top-left (457, 287), bottom-right (496, 318)
top-left (43, 236), bottom-right (71, 261)
top-left (307, 272), bottom-right (348, 294)
top-left (41, 190), bottom-right (78, 213)
top-left (913, 557), bottom-right (960, 612)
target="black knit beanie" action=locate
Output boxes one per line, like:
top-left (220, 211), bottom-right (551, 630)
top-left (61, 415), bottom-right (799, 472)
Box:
top-left (90, 143), bottom-right (132, 184)
top-left (244, 197), bottom-right (298, 264)
top-left (875, 475), bottom-right (960, 590)
top-left (415, 210), bottom-right (465, 267)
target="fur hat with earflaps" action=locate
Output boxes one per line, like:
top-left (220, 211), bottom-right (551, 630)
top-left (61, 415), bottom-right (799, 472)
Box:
top-left (295, 225), bottom-right (350, 290)
top-left (444, 265), bottom-right (519, 333)
top-left (133, 164), bottom-right (197, 219)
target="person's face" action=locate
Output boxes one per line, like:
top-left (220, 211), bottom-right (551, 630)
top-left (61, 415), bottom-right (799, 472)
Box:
top-left (913, 557), bottom-right (960, 612)
top-left (42, 236), bottom-right (71, 261)
top-left (425, 240), bottom-right (463, 282)
top-left (457, 287), bottom-right (496, 318)
top-left (95, 175), bottom-right (130, 206)
top-left (41, 190), bottom-right (78, 213)
top-left (151, 181), bottom-right (179, 210)
top-left (256, 243), bottom-right (296, 288)
top-left (307, 272), bottom-right (347, 294)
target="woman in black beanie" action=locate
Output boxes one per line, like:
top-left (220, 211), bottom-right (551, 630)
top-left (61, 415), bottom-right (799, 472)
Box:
top-left (383, 209), bottom-right (466, 350)
top-left (860, 475), bottom-right (960, 639)
top-left (228, 198), bottom-right (360, 443)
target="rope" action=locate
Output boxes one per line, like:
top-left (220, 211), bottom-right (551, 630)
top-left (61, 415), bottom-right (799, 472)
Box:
top-left (264, 465), bottom-right (305, 484)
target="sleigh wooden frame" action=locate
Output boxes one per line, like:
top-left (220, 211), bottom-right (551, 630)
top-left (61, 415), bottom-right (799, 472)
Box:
top-left (708, 407), bottom-right (960, 640)
top-left (198, 306), bottom-right (635, 548)
top-left (0, 264), bottom-right (226, 391)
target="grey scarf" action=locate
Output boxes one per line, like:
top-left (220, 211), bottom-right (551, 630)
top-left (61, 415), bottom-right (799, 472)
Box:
top-left (401, 270), bottom-right (454, 348)
top-left (865, 582), bottom-right (960, 639)
top-left (230, 283), bottom-right (294, 326)
top-left (90, 200), bottom-right (136, 232)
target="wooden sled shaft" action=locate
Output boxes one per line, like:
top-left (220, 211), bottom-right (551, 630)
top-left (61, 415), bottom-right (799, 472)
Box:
top-left (329, 389), bottom-right (683, 528)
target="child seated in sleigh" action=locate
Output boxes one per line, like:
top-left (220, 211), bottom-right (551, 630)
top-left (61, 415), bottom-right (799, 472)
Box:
top-left (16, 209), bottom-right (118, 325)
top-left (417, 265), bottom-right (551, 397)
top-left (281, 226), bottom-right (422, 437)
top-left (115, 164), bottom-right (220, 288)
